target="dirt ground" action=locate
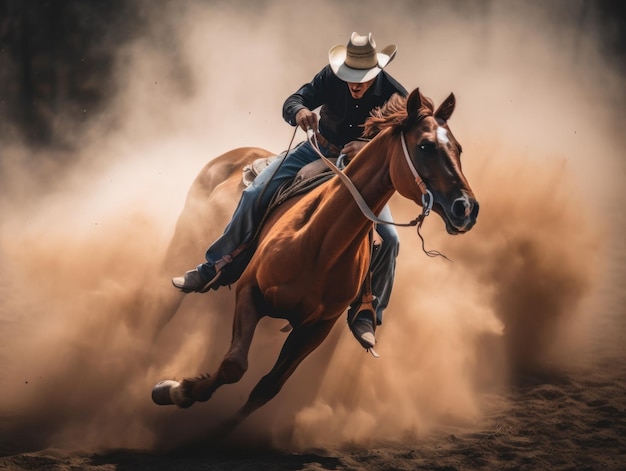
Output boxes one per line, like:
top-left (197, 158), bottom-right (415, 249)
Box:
top-left (1, 357), bottom-right (624, 470)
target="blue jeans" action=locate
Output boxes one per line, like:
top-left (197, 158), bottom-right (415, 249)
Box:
top-left (198, 140), bottom-right (399, 323)
top-left (369, 204), bottom-right (399, 324)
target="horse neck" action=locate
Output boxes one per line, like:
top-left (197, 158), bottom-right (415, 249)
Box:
top-left (342, 130), bottom-right (397, 214)
top-left (315, 130), bottom-right (397, 244)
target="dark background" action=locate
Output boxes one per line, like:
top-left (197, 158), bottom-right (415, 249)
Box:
top-left (1, 0), bottom-right (625, 152)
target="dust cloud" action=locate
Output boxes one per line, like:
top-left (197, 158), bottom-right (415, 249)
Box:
top-left (0, 0), bottom-right (624, 455)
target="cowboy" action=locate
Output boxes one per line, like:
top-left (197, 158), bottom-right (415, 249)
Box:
top-left (173, 32), bottom-right (408, 350)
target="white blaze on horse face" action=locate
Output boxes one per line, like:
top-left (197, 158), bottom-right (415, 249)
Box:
top-left (436, 126), bottom-right (450, 145)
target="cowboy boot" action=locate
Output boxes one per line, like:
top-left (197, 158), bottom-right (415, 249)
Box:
top-left (348, 295), bottom-right (378, 350)
top-left (172, 267), bottom-right (221, 293)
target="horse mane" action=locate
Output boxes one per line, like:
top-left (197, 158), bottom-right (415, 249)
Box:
top-left (362, 92), bottom-right (435, 138)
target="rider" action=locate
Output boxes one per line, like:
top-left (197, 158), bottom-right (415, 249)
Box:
top-left (173, 32), bottom-right (407, 350)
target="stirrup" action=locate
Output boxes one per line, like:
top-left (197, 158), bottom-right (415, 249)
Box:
top-left (347, 294), bottom-right (378, 331)
top-left (348, 295), bottom-right (379, 356)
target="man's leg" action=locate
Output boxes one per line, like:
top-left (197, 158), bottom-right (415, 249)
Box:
top-left (370, 204), bottom-right (400, 324)
top-left (173, 142), bottom-right (320, 292)
top-left (348, 204), bottom-right (399, 348)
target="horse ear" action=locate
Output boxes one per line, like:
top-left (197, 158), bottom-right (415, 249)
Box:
top-left (435, 92), bottom-right (456, 122)
top-left (406, 88), bottom-right (423, 119)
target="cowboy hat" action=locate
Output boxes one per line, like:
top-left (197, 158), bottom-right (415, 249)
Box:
top-left (328, 32), bottom-right (397, 83)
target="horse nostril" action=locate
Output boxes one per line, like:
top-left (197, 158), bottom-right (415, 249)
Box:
top-left (451, 198), bottom-right (469, 219)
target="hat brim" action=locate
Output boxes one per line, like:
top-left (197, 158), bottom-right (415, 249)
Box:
top-left (328, 44), bottom-right (397, 83)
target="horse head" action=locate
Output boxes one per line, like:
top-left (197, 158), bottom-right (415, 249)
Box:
top-left (366, 89), bottom-right (479, 235)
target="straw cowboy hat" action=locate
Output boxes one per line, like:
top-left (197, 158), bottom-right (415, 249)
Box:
top-left (328, 32), bottom-right (397, 83)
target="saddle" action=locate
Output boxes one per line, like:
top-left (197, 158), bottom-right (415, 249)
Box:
top-left (269, 158), bottom-right (336, 210)
top-left (242, 155), bottom-right (337, 211)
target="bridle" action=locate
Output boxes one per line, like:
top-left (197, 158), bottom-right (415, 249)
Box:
top-left (399, 132), bottom-right (434, 218)
top-left (307, 128), bottom-right (450, 260)
top-left (307, 129), bottom-right (431, 227)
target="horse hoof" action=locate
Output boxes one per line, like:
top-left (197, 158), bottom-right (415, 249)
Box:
top-left (151, 380), bottom-right (180, 405)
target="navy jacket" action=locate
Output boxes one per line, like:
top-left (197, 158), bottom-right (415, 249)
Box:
top-left (282, 65), bottom-right (407, 148)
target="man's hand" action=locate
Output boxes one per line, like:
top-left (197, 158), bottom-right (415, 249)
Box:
top-left (341, 140), bottom-right (368, 160)
top-left (295, 108), bottom-right (318, 133)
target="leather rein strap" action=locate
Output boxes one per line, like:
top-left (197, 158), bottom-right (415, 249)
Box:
top-left (307, 129), bottom-right (433, 227)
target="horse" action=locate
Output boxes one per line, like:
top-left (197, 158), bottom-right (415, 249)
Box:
top-left (151, 88), bottom-right (479, 434)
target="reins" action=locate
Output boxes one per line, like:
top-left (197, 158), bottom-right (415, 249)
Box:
top-left (253, 123), bottom-right (450, 260)
top-left (307, 129), bottom-right (452, 261)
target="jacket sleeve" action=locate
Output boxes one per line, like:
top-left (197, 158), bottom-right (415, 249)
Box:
top-left (282, 66), bottom-right (332, 126)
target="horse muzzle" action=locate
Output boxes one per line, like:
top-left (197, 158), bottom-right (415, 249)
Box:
top-left (441, 192), bottom-right (479, 234)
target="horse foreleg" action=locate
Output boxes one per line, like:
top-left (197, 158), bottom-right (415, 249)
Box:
top-left (237, 317), bottom-right (338, 420)
top-left (152, 287), bottom-right (263, 408)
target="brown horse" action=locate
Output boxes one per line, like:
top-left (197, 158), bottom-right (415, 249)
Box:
top-left (151, 88), bottom-right (479, 432)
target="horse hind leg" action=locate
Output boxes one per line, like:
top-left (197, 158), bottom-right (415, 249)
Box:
top-left (152, 286), bottom-right (263, 408)
top-left (172, 343), bottom-right (254, 406)
top-left (235, 317), bottom-right (339, 422)
top-left (152, 343), bottom-right (258, 409)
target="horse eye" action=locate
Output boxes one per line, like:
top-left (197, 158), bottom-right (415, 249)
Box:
top-left (418, 142), bottom-right (436, 153)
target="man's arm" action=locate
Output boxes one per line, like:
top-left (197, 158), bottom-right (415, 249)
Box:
top-left (282, 66), bottom-right (333, 128)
